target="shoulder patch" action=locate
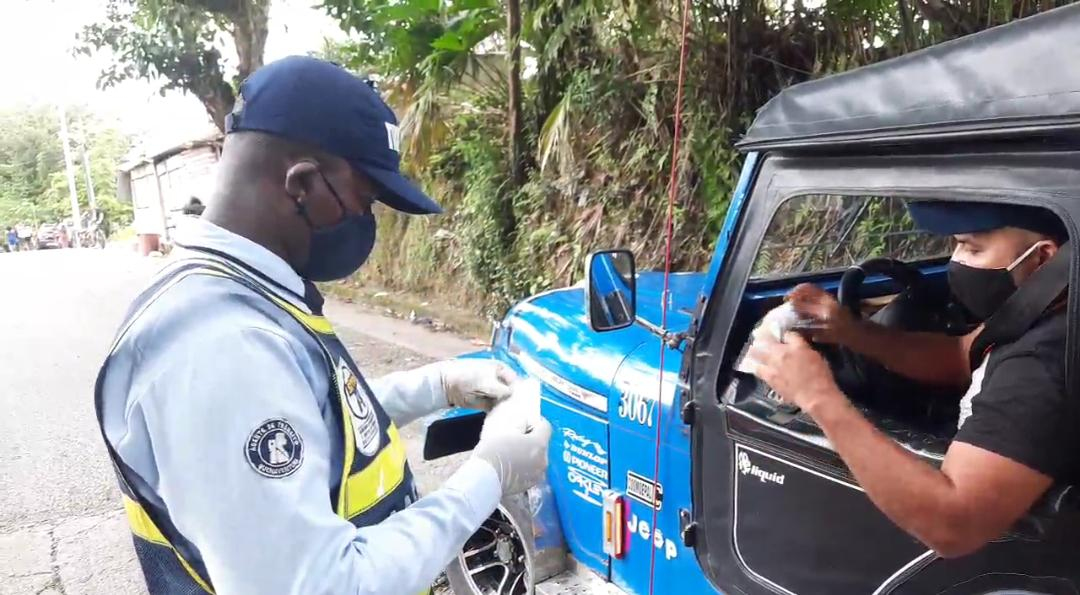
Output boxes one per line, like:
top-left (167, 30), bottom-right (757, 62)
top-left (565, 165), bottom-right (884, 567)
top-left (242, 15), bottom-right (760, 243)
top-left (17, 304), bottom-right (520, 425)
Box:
top-left (246, 419), bottom-right (304, 478)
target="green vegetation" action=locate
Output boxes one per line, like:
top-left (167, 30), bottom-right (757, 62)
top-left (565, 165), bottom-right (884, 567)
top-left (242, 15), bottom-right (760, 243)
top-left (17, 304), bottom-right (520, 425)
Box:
top-left (0, 105), bottom-right (132, 230)
top-left (752, 195), bottom-right (952, 279)
top-left (319, 0), bottom-right (1077, 319)
top-left (77, 0), bottom-right (270, 131)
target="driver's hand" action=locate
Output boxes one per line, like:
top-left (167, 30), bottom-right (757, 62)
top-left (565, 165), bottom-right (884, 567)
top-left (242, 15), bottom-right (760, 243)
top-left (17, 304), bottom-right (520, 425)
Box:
top-left (748, 331), bottom-right (847, 414)
top-left (786, 283), bottom-right (857, 345)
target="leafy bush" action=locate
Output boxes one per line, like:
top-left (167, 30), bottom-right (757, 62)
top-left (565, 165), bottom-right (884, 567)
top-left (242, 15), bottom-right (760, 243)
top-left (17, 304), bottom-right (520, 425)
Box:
top-left (323, 0), bottom-right (1075, 320)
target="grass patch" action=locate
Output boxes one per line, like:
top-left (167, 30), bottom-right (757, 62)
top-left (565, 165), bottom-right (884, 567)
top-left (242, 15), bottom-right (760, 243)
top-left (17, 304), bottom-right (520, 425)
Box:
top-left (320, 279), bottom-right (493, 341)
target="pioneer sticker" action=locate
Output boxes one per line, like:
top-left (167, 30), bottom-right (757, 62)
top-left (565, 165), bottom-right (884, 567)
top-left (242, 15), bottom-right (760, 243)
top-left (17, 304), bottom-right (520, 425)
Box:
top-left (626, 471), bottom-right (663, 510)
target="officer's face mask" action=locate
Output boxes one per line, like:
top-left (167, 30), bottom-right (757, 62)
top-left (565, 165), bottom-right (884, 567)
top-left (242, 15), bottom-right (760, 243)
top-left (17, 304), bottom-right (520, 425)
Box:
top-left (295, 169), bottom-right (377, 282)
top-left (948, 240), bottom-right (1049, 320)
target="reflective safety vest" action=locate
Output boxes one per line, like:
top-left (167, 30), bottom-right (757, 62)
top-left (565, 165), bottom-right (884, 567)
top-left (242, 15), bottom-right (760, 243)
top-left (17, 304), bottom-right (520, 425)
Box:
top-left (95, 257), bottom-right (423, 594)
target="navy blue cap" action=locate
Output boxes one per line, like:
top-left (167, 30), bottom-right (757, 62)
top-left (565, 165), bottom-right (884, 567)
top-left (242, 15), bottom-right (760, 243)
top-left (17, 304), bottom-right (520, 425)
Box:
top-left (906, 200), bottom-right (1067, 242)
top-left (226, 56), bottom-right (442, 215)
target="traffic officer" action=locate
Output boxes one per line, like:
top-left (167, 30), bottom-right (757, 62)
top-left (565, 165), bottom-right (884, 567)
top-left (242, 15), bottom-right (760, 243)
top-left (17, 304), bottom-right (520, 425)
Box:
top-left (95, 56), bottom-right (551, 595)
top-left (748, 202), bottom-right (1073, 558)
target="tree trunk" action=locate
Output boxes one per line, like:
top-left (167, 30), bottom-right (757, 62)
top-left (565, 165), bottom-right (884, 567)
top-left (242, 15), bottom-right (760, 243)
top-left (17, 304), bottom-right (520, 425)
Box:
top-left (507, 0), bottom-right (525, 189)
top-left (913, 0), bottom-right (979, 38)
top-left (200, 82), bottom-right (235, 132)
top-left (230, 0), bottom-right (270, 81)
top-left (897, 0), bottom-right (917, 52)
top-left (503, 0), bottom-right (523, 239)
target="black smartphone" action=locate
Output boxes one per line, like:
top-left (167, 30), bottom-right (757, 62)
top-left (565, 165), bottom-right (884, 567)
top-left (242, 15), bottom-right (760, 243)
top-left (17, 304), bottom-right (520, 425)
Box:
top-left (422, 412), bottom-right (486, 460)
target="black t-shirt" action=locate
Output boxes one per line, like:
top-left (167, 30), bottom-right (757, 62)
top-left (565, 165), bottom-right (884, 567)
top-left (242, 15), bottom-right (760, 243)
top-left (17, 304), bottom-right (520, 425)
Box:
top-left (954, 311), bottom-right (1078, 483)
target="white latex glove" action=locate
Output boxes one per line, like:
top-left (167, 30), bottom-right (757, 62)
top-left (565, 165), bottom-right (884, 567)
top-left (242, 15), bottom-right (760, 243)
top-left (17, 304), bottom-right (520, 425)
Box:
top-left (472, 379), bottom-right (552, 495)
top-left (439, 359), bottom-right (518, 411)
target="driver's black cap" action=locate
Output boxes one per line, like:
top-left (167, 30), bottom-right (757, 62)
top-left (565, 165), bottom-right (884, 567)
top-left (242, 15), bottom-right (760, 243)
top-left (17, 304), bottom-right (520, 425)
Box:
top-left (906, 201), bottom-right (1068, 243)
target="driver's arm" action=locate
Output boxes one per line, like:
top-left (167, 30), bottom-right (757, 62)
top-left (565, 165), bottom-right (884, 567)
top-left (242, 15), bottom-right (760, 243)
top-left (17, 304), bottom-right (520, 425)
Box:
top-left (841, 319), bottom-right (978, 387)
top-left (787, 283), bottom-right (976, 387)
top-left (812, 401), bottom-right (1051, 557)
top-left (749, 332), bottom-right (1058, 558)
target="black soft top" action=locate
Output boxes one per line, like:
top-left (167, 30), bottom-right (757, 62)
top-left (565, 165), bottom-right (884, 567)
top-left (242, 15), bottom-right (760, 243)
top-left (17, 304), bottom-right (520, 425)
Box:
top-left (737, 3), bottom-right (1080, 152)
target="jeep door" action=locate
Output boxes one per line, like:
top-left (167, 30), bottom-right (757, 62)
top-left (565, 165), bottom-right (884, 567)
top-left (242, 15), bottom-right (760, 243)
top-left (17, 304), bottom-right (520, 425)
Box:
top-left (687, 151), bottom-right (1080, 595)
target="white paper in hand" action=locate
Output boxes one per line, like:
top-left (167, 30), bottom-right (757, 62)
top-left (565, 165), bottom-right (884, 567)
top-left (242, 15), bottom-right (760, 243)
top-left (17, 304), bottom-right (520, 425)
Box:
top-left (481, 377), bottom-right (542, 438)
top-left (735, 303), bottom-right (811, 374)
top-left (473, 376), bottom-right (551, 496)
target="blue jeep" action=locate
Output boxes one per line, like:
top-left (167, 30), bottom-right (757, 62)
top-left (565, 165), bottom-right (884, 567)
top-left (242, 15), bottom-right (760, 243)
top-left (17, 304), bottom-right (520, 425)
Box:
top-left (435, 5), bottom-right (1080, 594)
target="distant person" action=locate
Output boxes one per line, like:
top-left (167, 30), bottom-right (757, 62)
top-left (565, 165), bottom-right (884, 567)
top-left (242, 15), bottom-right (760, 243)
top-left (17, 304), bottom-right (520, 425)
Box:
top-left (17, 225), bottom-right (32, 250)
top-left (182, 196), bottom-right (205, 217)
top-left (6, 227), bottom-right (18, 252)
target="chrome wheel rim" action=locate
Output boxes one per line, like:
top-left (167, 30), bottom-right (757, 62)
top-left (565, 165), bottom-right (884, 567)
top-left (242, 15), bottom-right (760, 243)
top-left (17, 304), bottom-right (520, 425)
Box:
top-left (459, 507), bottom-right (530, 594)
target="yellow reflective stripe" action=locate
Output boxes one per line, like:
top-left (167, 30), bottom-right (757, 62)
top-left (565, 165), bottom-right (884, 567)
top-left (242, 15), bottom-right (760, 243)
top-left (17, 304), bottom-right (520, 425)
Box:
top-left (343, 425), bottom-right (408, 519)
top-left (269, 295), bottom-right (335, 335)
top-left (123, 496), bottom-right (168, 545)
top-left (338, 377), bottom-right (358, 516)
top-left (183, 263), bottom-right (334, 336)
top-left (123, 497), bottom-right (216, 594)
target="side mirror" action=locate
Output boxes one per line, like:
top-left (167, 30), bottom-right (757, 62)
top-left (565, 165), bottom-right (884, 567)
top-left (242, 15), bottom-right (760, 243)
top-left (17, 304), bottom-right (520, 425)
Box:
top-left (585, 249), bottom-right (637, 332)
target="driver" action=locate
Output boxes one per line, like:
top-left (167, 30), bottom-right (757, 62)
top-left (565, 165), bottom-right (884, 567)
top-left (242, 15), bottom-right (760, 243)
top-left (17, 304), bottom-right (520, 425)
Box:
top-left (748, 201), bottom-right (1073, 558)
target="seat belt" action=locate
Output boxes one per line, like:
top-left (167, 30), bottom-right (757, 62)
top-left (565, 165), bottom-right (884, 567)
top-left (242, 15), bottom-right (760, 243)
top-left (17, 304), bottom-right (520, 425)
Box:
top-left (969, 242), bottom-right (1072, 367)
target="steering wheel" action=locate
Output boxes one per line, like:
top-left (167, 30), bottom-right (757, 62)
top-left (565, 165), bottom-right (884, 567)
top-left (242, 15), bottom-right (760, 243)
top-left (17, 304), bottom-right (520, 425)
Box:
top-left (832, 257), bottom-right (965, 426)
top-left (837, 258), bottom-right (925, 325)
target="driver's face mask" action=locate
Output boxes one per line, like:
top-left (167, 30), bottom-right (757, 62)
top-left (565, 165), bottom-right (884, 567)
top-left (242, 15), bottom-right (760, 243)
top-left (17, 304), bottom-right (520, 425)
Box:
top-left (948, 241), bottom-right (1049, 320)
top-left (295, 168), bottom-right (377, 282)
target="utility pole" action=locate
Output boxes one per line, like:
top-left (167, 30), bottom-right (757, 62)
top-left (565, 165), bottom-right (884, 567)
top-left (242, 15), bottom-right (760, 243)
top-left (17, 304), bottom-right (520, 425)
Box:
top-left (81, 146), bottom-right (97, 213)
top-left (57, 104), bottom-right (82, 247)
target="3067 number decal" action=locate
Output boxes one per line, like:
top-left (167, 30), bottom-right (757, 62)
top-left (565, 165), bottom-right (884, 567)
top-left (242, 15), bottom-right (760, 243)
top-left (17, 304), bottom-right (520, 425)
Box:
top-left (618, 391), bottom-right (655, 427)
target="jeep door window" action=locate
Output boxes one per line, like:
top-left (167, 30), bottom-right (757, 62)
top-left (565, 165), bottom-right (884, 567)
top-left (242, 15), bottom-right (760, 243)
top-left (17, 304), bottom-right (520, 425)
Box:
top-left (728, 194), bottom-right (965, 455)
top-left (751, 194), bottom-right (951, 281)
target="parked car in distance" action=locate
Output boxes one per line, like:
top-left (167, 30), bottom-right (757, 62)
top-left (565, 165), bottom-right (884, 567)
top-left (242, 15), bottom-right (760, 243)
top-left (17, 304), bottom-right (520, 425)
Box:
top-left (36, 224), bottom-right (62, 249)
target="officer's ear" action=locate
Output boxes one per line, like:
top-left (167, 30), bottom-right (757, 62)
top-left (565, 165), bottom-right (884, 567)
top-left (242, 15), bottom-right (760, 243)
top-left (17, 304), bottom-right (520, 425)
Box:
top-left (284, 161), bottom-right (320, 202)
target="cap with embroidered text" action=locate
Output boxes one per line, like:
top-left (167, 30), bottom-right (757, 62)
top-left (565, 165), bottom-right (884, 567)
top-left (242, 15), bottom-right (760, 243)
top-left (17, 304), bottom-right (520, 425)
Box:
top-left (226, 56), bottom-right (441, 215)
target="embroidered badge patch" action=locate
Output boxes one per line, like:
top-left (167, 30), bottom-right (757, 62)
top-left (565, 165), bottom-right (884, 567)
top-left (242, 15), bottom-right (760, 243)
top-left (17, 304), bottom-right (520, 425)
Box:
top-left (338, 359), bottom-right (382, 457)
top-left (246, 419), bottom-right (303, 478)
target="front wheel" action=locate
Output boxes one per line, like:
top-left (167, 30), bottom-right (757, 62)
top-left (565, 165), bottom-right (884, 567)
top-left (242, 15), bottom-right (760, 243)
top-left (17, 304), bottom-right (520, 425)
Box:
top-left (447, 502), bottom-right (532, 594)
top-left (446, 488), bottom-right (566, 595)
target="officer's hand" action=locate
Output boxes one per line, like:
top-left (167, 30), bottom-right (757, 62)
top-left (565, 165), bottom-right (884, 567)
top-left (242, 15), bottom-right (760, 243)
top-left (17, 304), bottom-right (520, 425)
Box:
top-left (439, 360), bottom-right (518, 411)
top-left (471, 382), bottom-right (552, 496)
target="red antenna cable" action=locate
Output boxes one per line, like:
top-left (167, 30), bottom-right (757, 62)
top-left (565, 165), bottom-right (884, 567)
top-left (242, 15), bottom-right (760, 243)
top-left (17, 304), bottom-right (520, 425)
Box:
top-left (648, 0), bottom-right (693, 593)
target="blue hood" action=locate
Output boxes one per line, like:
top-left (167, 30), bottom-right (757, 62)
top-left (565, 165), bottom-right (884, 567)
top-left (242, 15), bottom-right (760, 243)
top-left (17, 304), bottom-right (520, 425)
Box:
top-left (634, 271), bottom-right (706, 330)
top-left (499, 272), bottom-right (705, 404)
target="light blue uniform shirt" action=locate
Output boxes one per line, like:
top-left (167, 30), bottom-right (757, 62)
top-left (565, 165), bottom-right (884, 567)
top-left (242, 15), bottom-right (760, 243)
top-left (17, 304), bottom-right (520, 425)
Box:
top-left (99, 218), bottom-right (501, 595)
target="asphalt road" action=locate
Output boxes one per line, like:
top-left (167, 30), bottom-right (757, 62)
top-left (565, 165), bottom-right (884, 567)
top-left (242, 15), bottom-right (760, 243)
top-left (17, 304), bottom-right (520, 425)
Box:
top-left (0, 248), bottom-right (476, 595)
